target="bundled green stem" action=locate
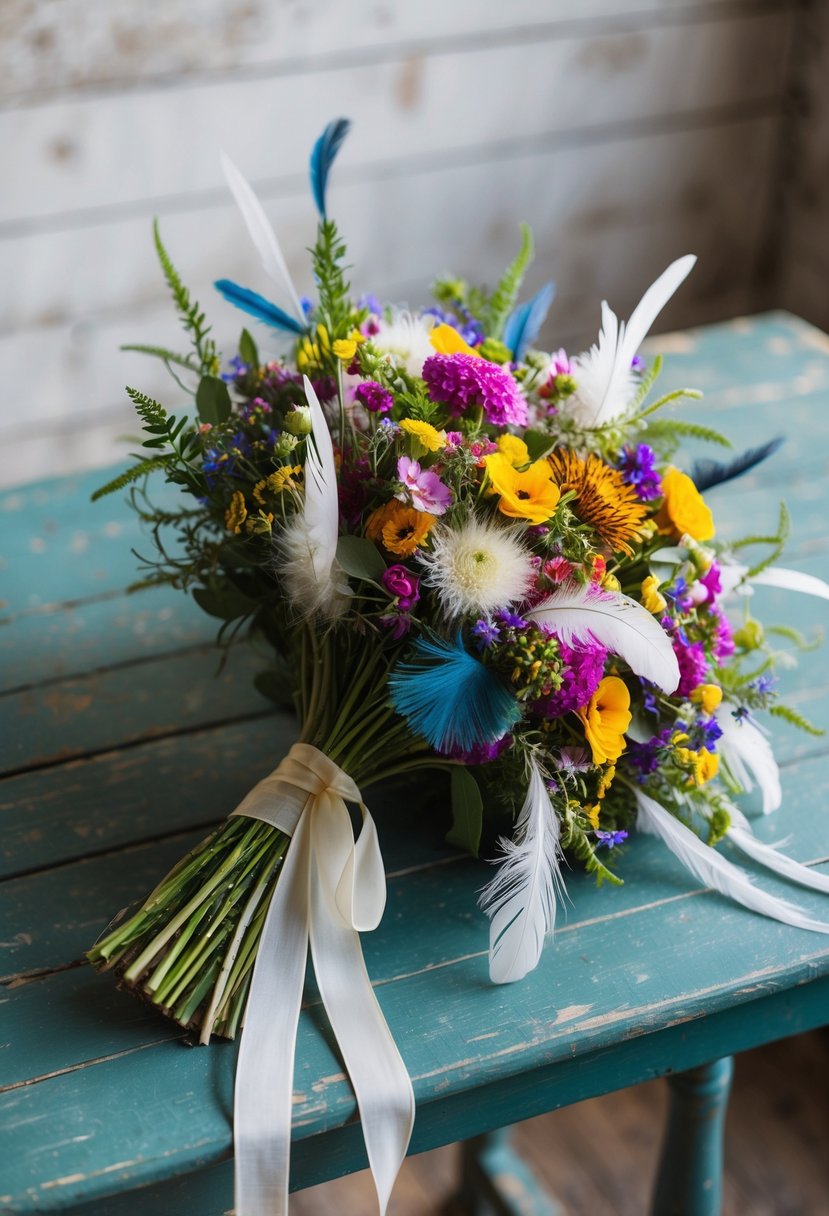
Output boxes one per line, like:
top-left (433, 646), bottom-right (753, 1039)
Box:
top-left (87, 626), bottom-right (434, 1041)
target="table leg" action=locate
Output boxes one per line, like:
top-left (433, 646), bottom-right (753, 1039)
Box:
top-left (651, 1056), bottom-right (734, 1216)
top-left (453, 1128), bottom-right (563, 1216)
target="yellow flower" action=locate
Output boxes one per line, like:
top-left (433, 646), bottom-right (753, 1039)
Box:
top-left (655, 467), bottom-right (715, 542)
top-left (496, 434), bottom-right (530, 467)
top-left (400, 418), bottom-right (446, 453)
top-left (547, 449), bottom-right (648, 555)
top-left (253, 466), bottom-right (302, 504)
top-left (690, 684), bottom-right (723, 715)
top-left (224, 490), bottom-right (247, 534)
top-left (601, 573), bottom-right (621, 593)
top-left (296, 324), bottom-right (331, 373)
top-left (429, 323), bottom-right (481, 358)
top-left (577, 676), bottom-right (632, 765)
top-left (675, 746), bottom-right (720, 786)
top-left (584, 803), bottom-right (601, 830)
top-left (484, 453), bottom-right (561, 525)
top-left (366, 501), bottom-right (436, 557)
top-left (597, 763), bottom-right (616, 799)
top-left (641, 574), bottom-right (668, 615)
top-left (332, 330), bottom-right (365, 362)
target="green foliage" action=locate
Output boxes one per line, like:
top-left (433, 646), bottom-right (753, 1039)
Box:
top-left (447, 766), bottom-right (484, 857)
top-left (561, 813), bottom-right (623, 886)
top-left (196, 375), bottom-right (232, 425)
top-left (120, 344), bottom-right (199, 372)
top-left (632, 386), bottom-right (703, 422)
top-left (311, 218), bottom-right (352, 341)
top-left (706, 804), bottom-right (731, 846)
top-left (91, 455), bottom-right (173, 501)
top-left (336, 535), bottom-right (387, 582)
top-left (745, 503), bottom-right (790, 578)
top-left (627, 354), bottom-right (663, 412)
top-left (153, 220), bottom-right (219, 375)
top-left (769, 703), bottom-right (826, 737)
top-left (644, 417), bottom-right (733, 448)
top-left (192, 583), bottom-right (260, 622)
top-left (126, 386), bottom-right (199, 465)
top-left (486, 223), bottom-right (533, 339)
top-left (239, 328), bottom-right (259, 368)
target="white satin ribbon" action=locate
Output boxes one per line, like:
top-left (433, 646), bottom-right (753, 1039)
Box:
top-left (230, 742), bottom-right (415, 1216)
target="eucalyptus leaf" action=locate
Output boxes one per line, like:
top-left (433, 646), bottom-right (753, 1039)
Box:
top-left (193, 583), bottom-right (258, 621)
top-left (447, 766), bottom-right (483, 857)
top-left (336, 535), bottom-right (386, 582)
top-left (196, 375), bottom-right (232, 425)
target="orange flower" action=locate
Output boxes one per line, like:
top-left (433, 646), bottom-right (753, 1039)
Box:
top-left (576, 676), bottom-right (632, 765)
top-left (655, 467), bottom-right (715, 542)
top-left (484, 453), bottom-right (561, 524)
top-left (366, 501), bottom-right (436, 557)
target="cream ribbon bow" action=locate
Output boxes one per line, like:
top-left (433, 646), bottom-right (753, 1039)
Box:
top-left (230, 743), bottom-right (415, 1216)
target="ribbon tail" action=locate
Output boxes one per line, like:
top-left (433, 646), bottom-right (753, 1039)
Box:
top-left (234, 804), bottom-right (312, 1216)
top-left (310, 805), bottom-right (415, 1213)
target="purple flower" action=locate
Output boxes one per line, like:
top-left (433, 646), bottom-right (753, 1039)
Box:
top-left (444, 430), bottom-right (464, 449)
top-left (617, 444), bottom-right (662, 501)
top-left (395, 456), bottom-right (452, 515)
top-left (711, 605), bottom-right (735, 660)
top-left (596, 829), bottom-right (629, 848)
top-left (627, 727), bottom-right (674, 778)
top-left (442, 734), bottom-right (513, 765)
top-left (750, 674), bottom-right (777, 696)
top-left (472, 618), bottom-right (501, 648)
top-left (692, 716), bottom-right (723, 751)
top-left (422, 353), bottom-right (528, 427)
top-left (555, 746), bottom-right (592, 776)
top-left (359, 293), bottom-right (382, 315)
top-left (496, 610), bottom-right (529, 630)
top-left (221, 354), bottom-right (250, 382)
top-left (534, 636), bottom-right (608, 717)
top-left (355, 380), bottom-right (394, 415)
top-left (631, 355), bottom-right (646, 373)
top-left (381, 564), bottom-right (420, 611)
top-left (673, 638), bottom-right (708, 697)
top-left (379, 613), bottom-right (413, 640)
top-left (699, 563), bottom-right (722, 602)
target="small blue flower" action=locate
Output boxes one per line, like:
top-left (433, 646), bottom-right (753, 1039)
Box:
top-left (472, 618), bottom-right (501, 648)
top-left (596, 829), bottom-right (629, 848)
top-left (749, 674), bottom-right (777, 696)
top-left (496, 610), bottom-right (528, 630)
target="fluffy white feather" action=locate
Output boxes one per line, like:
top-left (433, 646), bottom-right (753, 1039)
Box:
top-left (480, 760), bottom-right (566, 984)
top-left (527, 582), bottom-right (680, 693)
top-left (567, 255), bottom-right (696, 428)
top-left (726, 808), bottom-right (829, 895)
top-left (635, 789), bottom-right (829, 934)
top-left (280, 377), bottom-right (350, 618)
top-left (221, 150), bottom-right (304, 322)
top-left (715, 703), bottom-right (781, 814)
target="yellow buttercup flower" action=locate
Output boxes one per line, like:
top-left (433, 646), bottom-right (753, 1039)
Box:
top-left (496, 434), bottom-right (530, 467)
top-left (224, 491), bottom-right (247, 534)
top-left (656, 467), bottom-right (715, 542)
top-left (675, 746), bottom-right (720, 786)
top-left (584, 803), bottom-right (601, 830)
top-left (641, 573), bottom-right (668, 615)
top-left (691, 684), bottom-right (723, 715)
top-left (429, 323), bottom-right (481, 358)
top-left (577, 676), bottom-right (632, 765)
top-left (597, 764), bottom-right (616, 799)
top-left (332, 329), bottom-right (365, 362)
top-left (366, 501), bottom-right (436, 557)
top-left (400, 418), bottom-right (446, 453)
top-left (484, 453), bottom-right (561, 525)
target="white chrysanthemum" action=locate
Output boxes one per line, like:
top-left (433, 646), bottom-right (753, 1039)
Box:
top-left (421, 517), bottom-right (534, 618)
top-left (371, 309), bottom-right (436, 379)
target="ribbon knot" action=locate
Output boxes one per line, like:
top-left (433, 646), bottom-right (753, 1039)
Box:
top-left (230, 744), bottom-right (415, 1216)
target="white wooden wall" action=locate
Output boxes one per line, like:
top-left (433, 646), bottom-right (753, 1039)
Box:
top-left (1, 0), bottom-right (803, 487)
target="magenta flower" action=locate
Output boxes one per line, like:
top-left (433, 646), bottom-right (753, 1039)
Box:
top-left (699, 563), bottom-right (722, 603)
top-left (551, 348), bottom-right (573, 376)
top-left (711, 605), bottom-right (735, 660)
top-left (534, 636), bottom-right (608, 717)
top-left (395, 455), bottom-right (451, 515)
top-left (354, 380), bottom-right (393, 414)
top-left (379, 613), bottom-right (413, 640)
top-left (673, 638), bottom-right (708, 697)
top-left (381, 564), bottom-right (420, 611)
top-left (422, 353), bottom-right (528, 427)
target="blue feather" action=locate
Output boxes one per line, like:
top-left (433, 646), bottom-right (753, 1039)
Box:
top-left (503, 282), bottom-right (556, 361)
top-left (691, 437), bottom-right (784, 493)
top-left (389, 631), bottom-right (520, 754)
top-left (310, 118), bottom-right (351, 219)
top-left (214, 280), bottom-right (307, 335)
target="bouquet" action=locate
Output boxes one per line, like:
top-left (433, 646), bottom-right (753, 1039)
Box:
top-left (88, 120), bottom-right (829, 1214)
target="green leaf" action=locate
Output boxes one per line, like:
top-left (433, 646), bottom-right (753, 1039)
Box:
top-left (192, 583), bottom-right (258, 621)
top-left (446, 766), bottom-right (483, 857)
top-left (120, 344), bottom-right (199, 371)
top-left (644, 418), bottom-right (732, 448)
top-left (196, 375), bottom-right (232, 425)
top-left (239, 328), bottom-right (259, 368)
top-left (523, 429), bottom-right (555, 461)
top-left (91, 455), bottom-right (172, 501)
top-left (486, 223), bottom-right (534, 339)
top-left (336, 535), bottom-right (386, 582)
top-left (769, 703), bottom-right (826, 737)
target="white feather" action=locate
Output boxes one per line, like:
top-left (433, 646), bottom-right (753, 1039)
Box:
top-left (726, 813), bottom-right (829, 895)
top-left (719, 561), bottom-right (829, 602)
top-left (280, 377), bottom-right (350, 618)
top-left (635, 789), bottom-right (829, 934)
top-left (480, 760), bottom-right (566, 984)
top-left (527, 582), bottom-right (680, 693)
top-left (569, 255), bottom-right (696, 428)
top-left (715, 704), bottom-right (781, 814)
top-left (220, 150), bottom-right (304, 322)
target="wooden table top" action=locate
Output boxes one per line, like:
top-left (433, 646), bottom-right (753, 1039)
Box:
top-left (2, 311), bottom-right (829, 1213)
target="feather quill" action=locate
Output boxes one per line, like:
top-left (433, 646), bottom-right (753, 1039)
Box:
top-left (691, 437), bottom-right (784, 493)
top-left (718, 561), bottom-right (829, 602)
top-left (726, 808), bottom-right (829, 895)
top-left (280, 377), bottom-right (350, 617)
top-left (635, 789), bottom-right (829, 934)
top-left (715, 704), bottom-right (781, 814)
top-left (310, 118), bottom-right (351, 219)
top-left (480, 759), bottom-right (566, 984)
top-left (214, 280), bottom-right (306, 335)
top-left (220, 151), bottom-right (305, 323)
top-left (528, 582), bottom-right (679, 692)
top-left (571, 255), bottom-right (696, 428)
top-left (503, 282), bottom-right (556, 361)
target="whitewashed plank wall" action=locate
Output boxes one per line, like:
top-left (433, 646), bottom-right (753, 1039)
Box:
top-left (0, 0), bottom-right (807, 486)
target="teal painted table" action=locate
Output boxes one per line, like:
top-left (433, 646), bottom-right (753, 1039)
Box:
top-left (2, 312), bottom-right (829, 1215)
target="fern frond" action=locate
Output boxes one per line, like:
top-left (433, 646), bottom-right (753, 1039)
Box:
top-left (153, 220), bottom-right (219, 374)
top-left (746, 502), bottom-right (789, 578)
top-left (644, 418), bottom-right (732, 448)
top-left (126, 385), bottom-right (167, 428)
top-left (632, 386), bottom-right (703, 421)
top-left (627, 354), bottom-right (663, 412)
top-left (769, 703), bottom-right (826, 736)
top-left (91, 456), bottom-right (173, 501)
top-left (487, 223), bottom-right (533, 339)
top-left (121, 343), bottom-right (199, 371)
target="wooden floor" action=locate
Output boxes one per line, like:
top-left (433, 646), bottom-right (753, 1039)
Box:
top-left (293, 1032), bottom-right (829, 1215)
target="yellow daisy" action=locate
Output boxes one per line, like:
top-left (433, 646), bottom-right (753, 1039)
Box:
top-left (548, 449), bottom-right (648, 555)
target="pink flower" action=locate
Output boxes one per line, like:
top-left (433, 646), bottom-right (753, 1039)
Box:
top-left (395, 455), bottom-right (451, 515)
top-left (445, 431), bottom-right (464, 449)
top-left (551, 348), bottom-right (573, 376)
top-left (381, 564), bottom-right (420, 611)
top-left (546, 556), bottom-right (574, 583)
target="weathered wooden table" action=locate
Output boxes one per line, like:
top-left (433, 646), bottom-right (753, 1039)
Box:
top-left (2, 313), bottom-right (829, 1216)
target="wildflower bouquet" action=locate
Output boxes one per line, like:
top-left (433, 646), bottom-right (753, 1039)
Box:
top-left (88, 120), bottom-right (829, 1213)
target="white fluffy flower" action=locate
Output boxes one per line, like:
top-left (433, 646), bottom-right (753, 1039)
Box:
top-left (421, 517), bottom-right (534, 618)
top-left (371, 310), bottom-right (437, 379)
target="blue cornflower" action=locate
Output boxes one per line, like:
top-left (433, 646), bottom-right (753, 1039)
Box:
top-left (496, 610), bottom-right (529, 630)
top-left (221, 354), bottom-right (250, 382)
top-left (300, 296), bottom-right (315, 319)
top-left (750, 674), bottom-right (777, 696)
top-left (691, 716), bottom-right (723, 751)
top-left (596, 829), bottom-right (629, 848)
top-left (616, 443), bottom-right (662, 501)
top-left (472, 618), bottom-right (501, 648)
